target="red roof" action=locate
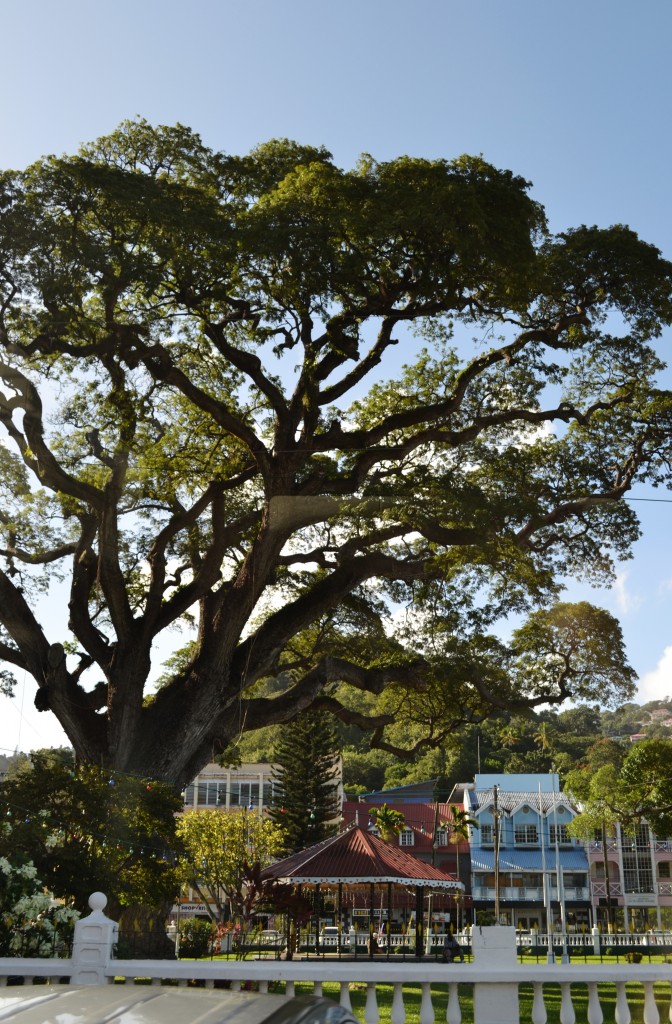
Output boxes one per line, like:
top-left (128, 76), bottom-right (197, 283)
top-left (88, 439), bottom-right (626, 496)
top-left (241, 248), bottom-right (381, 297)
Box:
top-left (342, 801), bottom-right (469, 849)
top-left (261, 826), bottom-right (463, 888)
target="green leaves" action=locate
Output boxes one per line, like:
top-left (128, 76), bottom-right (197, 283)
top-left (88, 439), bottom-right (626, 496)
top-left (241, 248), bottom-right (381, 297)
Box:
top-left (368, 803), bottom-right (406, 840)
top-left (176, 809), bottom-right (285, 922)
top-left (567, 738), bottom-right (672, 841)
top-left (509, 602), bottom-right (636, 707)
top-left (537, 225), bottom-right (672, 338)
top-left (0, 121), bottom-right (670, 783)
top-left (0, 751), bottom-right (182, 912)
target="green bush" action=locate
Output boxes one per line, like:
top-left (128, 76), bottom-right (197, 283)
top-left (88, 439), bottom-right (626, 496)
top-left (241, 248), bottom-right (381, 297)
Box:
top-left (178, 918), bottom-right (214, 959)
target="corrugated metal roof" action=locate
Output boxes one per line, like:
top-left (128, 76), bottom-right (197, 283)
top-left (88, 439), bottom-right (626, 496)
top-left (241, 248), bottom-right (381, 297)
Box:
top-left (474, 790), bottom-right (575, 814)
top-left (261, 826), bottom-right (463, 888)
top-left (341, 802), bottom-right (469, 855)
top-left (470, 848), bottom-right (589, 871)
top-left (0, 988), bottom-right (357, 1024)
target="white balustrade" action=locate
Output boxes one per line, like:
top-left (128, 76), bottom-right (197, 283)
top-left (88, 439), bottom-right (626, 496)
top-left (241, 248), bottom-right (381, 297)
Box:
top-left (1, 897), bottom-right (671, 1024)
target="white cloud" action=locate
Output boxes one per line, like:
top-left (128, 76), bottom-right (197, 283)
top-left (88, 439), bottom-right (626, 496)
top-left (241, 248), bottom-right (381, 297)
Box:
top-left (612, 571), bottom-right (642, 615)
top-left (638, 646), bottom-right (672, 703)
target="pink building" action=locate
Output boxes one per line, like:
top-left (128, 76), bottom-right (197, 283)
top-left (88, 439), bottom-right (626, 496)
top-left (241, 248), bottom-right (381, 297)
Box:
top-left (587, 822), bottom-right (672, 932)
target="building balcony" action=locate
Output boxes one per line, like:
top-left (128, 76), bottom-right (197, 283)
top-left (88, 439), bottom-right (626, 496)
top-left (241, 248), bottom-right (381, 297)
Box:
top-left (472, 886), bottom-right (588, 902)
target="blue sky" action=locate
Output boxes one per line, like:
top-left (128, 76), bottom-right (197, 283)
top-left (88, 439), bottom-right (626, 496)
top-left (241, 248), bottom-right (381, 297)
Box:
top-left (1, 0), bottom-right (671, 752)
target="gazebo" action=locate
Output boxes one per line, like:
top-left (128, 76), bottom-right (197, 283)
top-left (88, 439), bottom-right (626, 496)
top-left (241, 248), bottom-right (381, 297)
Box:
top-left (260, 825), bottom-right (463, 958)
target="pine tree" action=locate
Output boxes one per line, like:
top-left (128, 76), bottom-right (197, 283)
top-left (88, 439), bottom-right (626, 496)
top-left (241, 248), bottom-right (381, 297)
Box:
top-left (270, 713), bottom-right (341, 854)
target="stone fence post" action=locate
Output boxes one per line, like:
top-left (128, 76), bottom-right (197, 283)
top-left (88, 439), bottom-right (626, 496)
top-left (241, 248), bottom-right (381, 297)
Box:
top-left (592, 924), bottom-right (601, 955)
top-left (471, 925), bottom-right (519, 1024)
top-left (70, 892), bottom-right (118, 985)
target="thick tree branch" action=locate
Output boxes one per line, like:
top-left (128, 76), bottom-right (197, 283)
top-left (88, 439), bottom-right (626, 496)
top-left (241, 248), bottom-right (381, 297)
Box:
top-left (0, 641), bottom-right (27, 671)
top-left (127, 341), bottom-right (272, 477)
top-left (0, 541), bottom-right (77, 565)
top-left (230, 553), bottom-right (428, 687)
top-left (204, 322), bottom-right (289, 421)
top-left (0, 361), bottom-right (104, 508)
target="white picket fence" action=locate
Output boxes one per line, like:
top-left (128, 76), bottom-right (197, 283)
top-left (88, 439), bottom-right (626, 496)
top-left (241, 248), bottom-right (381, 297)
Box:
top-left (0, 895), bottom-right (671, 1024)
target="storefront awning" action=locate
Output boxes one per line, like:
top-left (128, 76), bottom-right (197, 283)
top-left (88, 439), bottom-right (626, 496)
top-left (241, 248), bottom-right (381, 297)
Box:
top-left (470, 848), bottom-right (588, 872)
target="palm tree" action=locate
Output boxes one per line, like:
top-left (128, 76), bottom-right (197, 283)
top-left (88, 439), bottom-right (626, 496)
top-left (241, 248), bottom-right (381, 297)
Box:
top-left (442, 806), bottom-right (479, 888)
top-left (440, 807), bottom-right (479, 933)
top-left (534, 721), bottom-right (556, 755)
top-left (368, 803), bottom-right (405, 841)
top-left (500, 724), bottom-right (521, 749)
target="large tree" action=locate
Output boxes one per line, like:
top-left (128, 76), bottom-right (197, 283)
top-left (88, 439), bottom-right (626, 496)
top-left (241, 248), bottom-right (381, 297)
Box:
top-left (0, 120), bottom-right (671, 786)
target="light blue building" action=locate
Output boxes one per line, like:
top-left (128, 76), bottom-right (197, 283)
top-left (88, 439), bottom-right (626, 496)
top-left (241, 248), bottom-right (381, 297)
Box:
top-left (466, 773), bottom-right (591, 931)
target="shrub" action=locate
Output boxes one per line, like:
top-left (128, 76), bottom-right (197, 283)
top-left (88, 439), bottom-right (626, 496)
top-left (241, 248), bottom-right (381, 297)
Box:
top-left (0, 854), bottom-right (79, 957)
top-left (178, 918), bottom-right (215, 958)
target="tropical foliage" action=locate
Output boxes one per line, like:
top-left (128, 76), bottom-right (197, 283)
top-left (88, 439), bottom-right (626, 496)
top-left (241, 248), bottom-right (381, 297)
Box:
top-left (368, 803), bottom-right (406, 840)
top-left (0, 749), bottom-right (182, 918)
top-left (0, 121), bottom-right (670, 786)
top-left (0, 823), bottom-right (79, 957)
top-left (176, 808), bottom-right (285, 923)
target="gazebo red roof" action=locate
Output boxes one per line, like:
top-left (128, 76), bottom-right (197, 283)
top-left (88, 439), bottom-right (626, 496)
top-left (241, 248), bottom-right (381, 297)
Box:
top-left (261, 825), bottom-right (463, 888)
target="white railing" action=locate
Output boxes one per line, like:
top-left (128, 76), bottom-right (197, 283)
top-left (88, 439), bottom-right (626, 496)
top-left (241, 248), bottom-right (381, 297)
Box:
top-left (1, 899), bottom-right (672, 1024)
top-left (3, 956), bottom-right (672, 1024)
top-left (472, 885), bottom-right (587, 901)
top-left (296, 929), bottom-right (672, 953)
top-left (590, 880), bottom-right (624, 897)
top-left (315, 932), bottom-right (467, 952)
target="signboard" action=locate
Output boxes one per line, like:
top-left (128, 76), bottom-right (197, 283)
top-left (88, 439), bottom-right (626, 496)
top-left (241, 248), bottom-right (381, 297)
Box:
top-left (351, 908), bottom-right (388, 918)
top-left (171, 903), bottom-right (209, 916)
top-left (626, 894), bottom-right (656, 907)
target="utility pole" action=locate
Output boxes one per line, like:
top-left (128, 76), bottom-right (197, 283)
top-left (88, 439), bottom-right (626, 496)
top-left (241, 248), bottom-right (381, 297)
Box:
top-left (493, 784), bottom-right (501, 925)
top-left (551, 770), bottom-right (570, 964)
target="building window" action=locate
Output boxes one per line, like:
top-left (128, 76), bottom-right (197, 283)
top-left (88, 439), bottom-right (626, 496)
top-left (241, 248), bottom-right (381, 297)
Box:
top-left (658, 862), bottom-right (671, 879)
top-left (520, 873), bottom-right (543, 888)
top-left (515, 825), bottom-right (539, 845)
top-left (435, 830), bottom-right (448, 846)
top-left (479, 824), bottom-right (494, 845)
top-left (195, 780), bottom-right (226, 806)
top-left (230, 780), bottom-right (260, 807)
top-left (633, 824), bottom-right (651, 848)
top-left (622, 826), bottom-right (654, 893)
top-left (549, 824), bottom-right (571, 845)
top-left (400, 828), bottom-right (415, 847)
top-left (623, 853), bottom-right (654, 894)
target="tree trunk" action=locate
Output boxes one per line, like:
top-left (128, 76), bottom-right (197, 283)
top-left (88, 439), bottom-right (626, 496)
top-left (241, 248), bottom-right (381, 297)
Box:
top-left (118, 901), bottom-right (176, 959)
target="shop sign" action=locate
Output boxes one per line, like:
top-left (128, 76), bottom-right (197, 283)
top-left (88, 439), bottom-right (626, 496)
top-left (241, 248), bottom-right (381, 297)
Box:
top-left (626, 894), bottom-right (656, 907)
top-left (171, 902), bottom-right (209, 916)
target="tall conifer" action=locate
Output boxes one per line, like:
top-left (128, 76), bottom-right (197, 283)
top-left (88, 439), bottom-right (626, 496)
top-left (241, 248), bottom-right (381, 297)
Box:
top-left (270, 712), bottom-right (341, 854)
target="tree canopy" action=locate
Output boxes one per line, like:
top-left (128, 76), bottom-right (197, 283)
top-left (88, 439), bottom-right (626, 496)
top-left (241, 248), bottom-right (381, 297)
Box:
top-left (0, 749), bottom-right (181, 916)
top-left (0, 120), bottom-right (671, 787)
top-left (176, 808), bottom-right (285, 924)
top-left (566, 738), bottom-right (672, 840)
